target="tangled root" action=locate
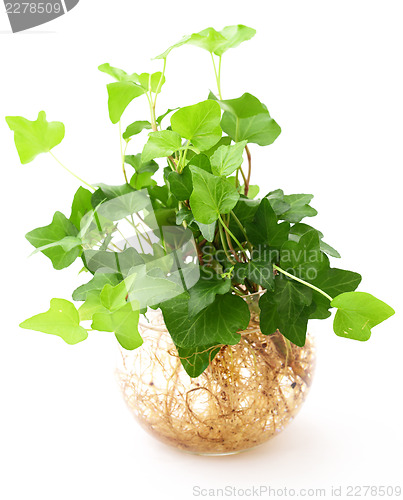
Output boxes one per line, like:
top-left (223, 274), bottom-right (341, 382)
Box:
top-left (118, 311), bottom-right (315, 455)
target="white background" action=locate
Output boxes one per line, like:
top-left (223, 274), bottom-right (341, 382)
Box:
top-left (1, 1), bottom-right (402, 499)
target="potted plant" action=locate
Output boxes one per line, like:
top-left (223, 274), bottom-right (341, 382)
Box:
top-left (6, 25), bottom-right (394, 455)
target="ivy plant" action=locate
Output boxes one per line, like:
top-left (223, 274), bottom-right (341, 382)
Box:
top-left (7, 25), bottom-right (395, 378)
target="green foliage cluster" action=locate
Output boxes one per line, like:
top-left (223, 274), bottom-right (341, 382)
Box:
top-left (7, 25), bottom-right (394, 377)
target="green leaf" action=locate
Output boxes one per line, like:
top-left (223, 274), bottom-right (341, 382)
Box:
top-left (171, 100), bottom-right (222, 151)
top-left (176, 344), bottom-right (222, 378)
top-left (189, 167), bottom-right (240, 224)
top-left (20, 299), bottom-right (88, 345)
top-left (280, 229), bottom-right (328, 281)
top-left (29, 236), bottom-right (82, 256)
top-left (281, 194), bottom-right (318, 223)
top-left (92, 183), bottom-right (133, 205)
top-left (229, 198), bottom-right (259, 241)
top-left (98, 63), bottom-right (137, 82)
top-left (331, 292), bottom-right (395, 341)
top-left (99, 64), bottom-right (165, 93)
top-left (259, 278), bottom-right (313, 346)
top-left (107, 82), bottom-right (146, 124)
top-left (123, 120), bottom-right (152, 140)
top-left (154, 34), bottom-right (194, 60)
top-left (124, 154), bottom-right (159, 174)
top-left (246, 198), bottom-right (290, 247)
top-left (156, 108), bottom-right (179, 125)
top-left (188, 270), bottom-right (231, 317)
top-left (202, 136), bottom-right (232, 158)
top-left (78, 290), bottom-right (108, 322)
top-left (142, 130), bottom-right (182, 162)
top-left (127, 271), bottom-right (185, 311)
top-left (6, 111), bottom-right (65, 164)
top-left (308, 267), bottom-right (362, 319)
top-left (89, 278), bottom-right (142, 349)
top-left (145, 207), bottom-right (177, 228)
top-left (235, 260), bottom-right (274, 290)
top-left (218, 93), bottom-right (281, 146)
top-left (154, 25), bottom-right (255, 59)
top-left (210, 140), bottom-right (247, 176)
top-left (168, 166), bottom-right (193, 201)
top-left (70, 186), bottom-right (93, 230)
top-left (195, 220), bottom-right (216, 242)
top-left (313, 268), bottom-right (362, 299)
top-left (92, 184), bottom-right (150, 221)
top-left (320, 241), bottom-right (341, 259)
top-left (215, 25), bottom-right (256, 56)
top-left (176, 207), bottom-right (194, 225)
top-left (72, 273), bottom-right (120, 301)
top-left (258, 293), bottom-right (279, 336)
top-left (99, 279), bottom-right (131, 312)
top-left (26, 211), bottom-right (80, 270)
top-left (289, 223), bottom-right (341, 259)
top-left (83, 247), bottom-right (144, 276)
top-left (227, 177), bottom-right (259, 199)
top-left (92, 302), bottom-right (142, 350)
top-left (154, 30), bottom-right (225, 60)
top-left (246, 185), bottom-right (260, 199)
top-left (131, 72), bottom-right (165, 93)
top-left (275, 278), bottom-right (312, 320)
top-left (265, 189), bottom-right (290, 216)
top-left (183, 27), bottom-right (227, 53)
top-left (130, 171), bottom-right (157, 190)
top-left (160, 293), bottom-right (250, 348)
top-left (188, 153), bottom-right (212, 173)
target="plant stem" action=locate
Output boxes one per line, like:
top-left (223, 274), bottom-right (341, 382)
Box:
top-left (49, 152), bottom-right (94, 190)
top-left (218, 214), bottom-right (248, 261)
top-left (124, 217), bottom-right (152, 245)
top-left (218, 56), bottom-right (222, 97)
top-left (211, 53), bottom-right (223, 99)
top-left (218, 221), bottom-right (236, 265)
top-left (239, 166), bottom-right (247, 186)
top-left (119, 121), bottom-right (129, 184)
top-left (180, 140), bottom-right (190, 171)
top-left (224, 222), bottom-right (241, 263)
top-left (146, 92), bottom-right (157, 131)
top-left (152, 58), bottom-right (167, 123)
top-left (167, 156), bottom-right (177, 171)
top-left (244, 144), bottom-right (252, 196)
top-left (230, 210), bottom-right (252, 248)
top-left (273, 264), bottom-right (334, 302)
top-left (195, 241), bottom-right (204, 266)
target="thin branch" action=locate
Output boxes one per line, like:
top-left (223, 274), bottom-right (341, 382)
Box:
top-left (274, 264), bottom-right (334, 302)
top-left (244, 144), bottom-right (252, 196)
top-left (49, 152), bottom-right (94, 190)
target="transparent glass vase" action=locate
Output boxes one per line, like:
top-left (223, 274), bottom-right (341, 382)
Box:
top-left (117, 299), bottom-right (315, 455)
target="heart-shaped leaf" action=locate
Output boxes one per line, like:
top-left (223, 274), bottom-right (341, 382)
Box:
top-left (142, 130), bottom-right (182, 162)
top-left (171, 100), bottom-right (222, 151)
top-left (210, 140), bottom-right (247, 176)
top-left (246, 198), bottom-right (290, 247)
top-left (20, 299), bottom-right (88, 345)
top-left (189, 166), bottom-right (239, 224)
top-left (107, 82), bottom-right (146, 124)
top-left (26, 211), bottom-right (80, 270)
top-left (154, 25), bottom-right (256, 59)
top-left (331, 292), bottom-right (395, 341)
top-left (160, 293), bottom-right (250, 348)
top-left (217, 93), bottom-right (281, 146)
top-left (6, 111), bottom-right (65, 164)
top-left (123, 121), bottom-right (152, 140)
